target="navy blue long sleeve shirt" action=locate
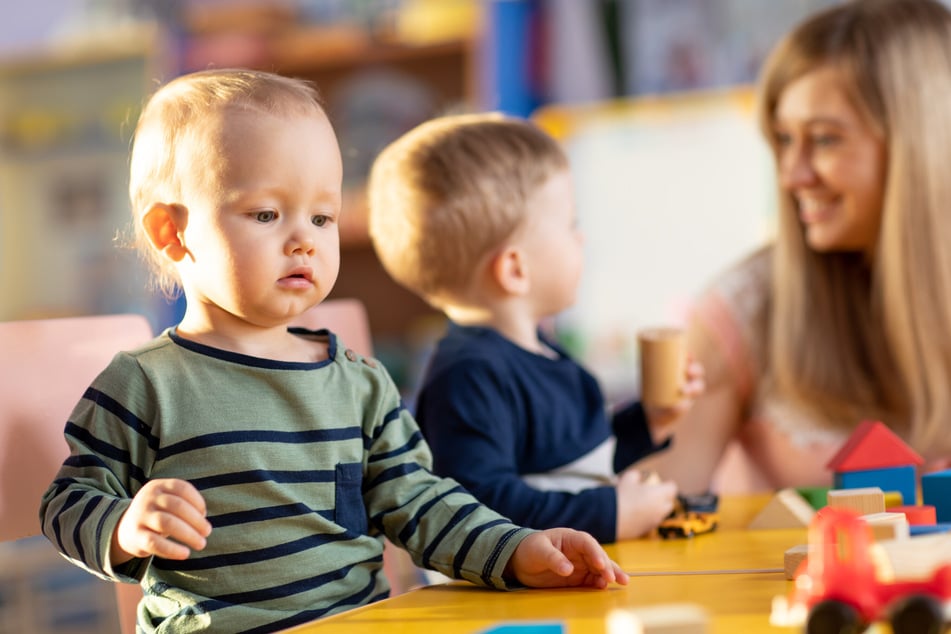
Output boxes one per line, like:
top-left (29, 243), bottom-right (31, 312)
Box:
top-left (414, 323), bottom-right (668, 543)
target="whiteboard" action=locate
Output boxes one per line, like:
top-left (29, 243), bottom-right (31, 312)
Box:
top-left (534, 88), bottom-right (775, 399)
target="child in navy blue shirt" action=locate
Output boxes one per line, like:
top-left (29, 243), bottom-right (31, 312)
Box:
top-left (367, 113), bottom-right (705, 542)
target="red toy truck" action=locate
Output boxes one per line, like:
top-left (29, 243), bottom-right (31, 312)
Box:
top-left (770, 506), bottom-right (951, 633)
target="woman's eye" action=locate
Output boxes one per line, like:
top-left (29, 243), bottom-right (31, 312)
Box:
top-left (255, 210), bottom-right (276, 222)
top-left (312, 215), bottom-right (328, 227)
top-left (812, 134), bottom-right (840, 147)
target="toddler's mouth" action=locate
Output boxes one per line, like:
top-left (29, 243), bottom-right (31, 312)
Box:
top-left (283, 267), bottom-right (314, 282)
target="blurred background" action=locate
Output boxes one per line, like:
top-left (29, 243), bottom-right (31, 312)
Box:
top-left (0, 0), bottom-right (883, 631)
top-left (0, 0), bottom-right (849, 401)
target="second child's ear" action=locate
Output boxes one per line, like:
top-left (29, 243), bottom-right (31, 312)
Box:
top-left (142, 203), bottom-right (191, 262)
top-left (491, 245), bottom-right (530, 296)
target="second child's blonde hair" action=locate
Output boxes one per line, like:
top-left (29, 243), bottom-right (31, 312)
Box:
top-left (758, 0), bottom-right (951, 454)
top-left (367, 113), bottom-right (569, 307)
top-left (128, 68), bottom-right (325, 297)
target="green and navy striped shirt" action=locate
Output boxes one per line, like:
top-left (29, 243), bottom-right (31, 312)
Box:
top-left (40, 327), bottom-right (531, 633)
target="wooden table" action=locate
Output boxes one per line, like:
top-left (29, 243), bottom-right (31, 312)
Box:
top-left (284, 495), bottom-right (807, 633)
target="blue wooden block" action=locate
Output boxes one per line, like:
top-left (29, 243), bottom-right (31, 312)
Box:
top-left (922, 470), bottom-right (951, 522)
top-left (910, 523), bottom-right (951, 536)
top-left (834, 465), bottom-right (917, 505)
top-left (480, 624), bottom-right (565, 634)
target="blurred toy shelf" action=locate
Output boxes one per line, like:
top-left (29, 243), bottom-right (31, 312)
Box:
top-left (0, 23), bottom-right (176, 329)
top-left (0, 23), bottom-right (159, 75)
top-left (268, 30), bottom-right (473, 75)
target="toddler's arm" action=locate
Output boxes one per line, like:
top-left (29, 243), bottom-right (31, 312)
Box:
top-left (504, 528), bottom-right (628, 589)
top-left (419, 362), bottom-right (620, 541)
top-left (111, 478), bottom-right (212, 566)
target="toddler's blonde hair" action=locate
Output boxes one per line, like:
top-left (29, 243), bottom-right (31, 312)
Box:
top-left (367, 113), bottom-right (568, 307)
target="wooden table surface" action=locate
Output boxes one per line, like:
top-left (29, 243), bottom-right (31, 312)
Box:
top-left (284, 494), bottom-right (808, 633)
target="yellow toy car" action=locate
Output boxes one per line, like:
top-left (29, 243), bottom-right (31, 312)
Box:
top-left (656, 493), bottom-right (719, 539)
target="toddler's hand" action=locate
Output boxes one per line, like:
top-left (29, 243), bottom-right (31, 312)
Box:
top-left (615, 467), bottom-right (677, 540)
top-left (111, 478), bottom-right (212, 566)
top-left (646, 359), bottom-right (705, 429)
top-left (505, 528), bottom-right (629, 589)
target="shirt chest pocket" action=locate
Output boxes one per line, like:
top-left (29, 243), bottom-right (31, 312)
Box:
top-left (333, 462), bottom-right (368, 535)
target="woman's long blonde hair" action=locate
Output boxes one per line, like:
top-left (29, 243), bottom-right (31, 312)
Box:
top-left (758, 0), bottom-right (951, 455)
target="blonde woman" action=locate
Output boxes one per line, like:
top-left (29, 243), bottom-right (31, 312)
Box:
top-left (642, 0), bottom-right (951, 494)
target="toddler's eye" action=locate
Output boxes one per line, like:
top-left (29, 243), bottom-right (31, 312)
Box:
top-left (255, 210), bottom-right (277, 223)
top-left (312, 215), bottom-right (329, 227)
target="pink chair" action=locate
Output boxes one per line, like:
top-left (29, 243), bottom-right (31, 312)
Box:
top-left (0, 314), bottom-right (153, 541)
top-left (0, 313), bottom-right (153, 634)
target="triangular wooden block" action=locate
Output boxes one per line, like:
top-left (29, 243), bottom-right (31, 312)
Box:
top-left (748, 488), bottom-right (816, 530)
top-left (826, 420), bottom-right (923, 472)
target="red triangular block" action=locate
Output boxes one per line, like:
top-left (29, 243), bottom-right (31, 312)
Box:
top-left (826, 420), bottom-right (924, 472)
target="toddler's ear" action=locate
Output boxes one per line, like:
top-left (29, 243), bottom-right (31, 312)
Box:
top-left (142, 203), bottom-right (191, 262)
top-left (491, 245), bottom-right (530, 296)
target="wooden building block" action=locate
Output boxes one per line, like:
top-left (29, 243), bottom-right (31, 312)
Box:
top-left (922, 470), bottom-right (951, 522)
top-left (909, 523), bottom-right (951, 536)
top-left (861, 512), bottom-right (909, 541)
top-left (826, 420), bottom-right (923, 472)
top-left (834, 465), bottom-right (917, 506)
top-left (883, 491), bottom-right (904, 508)
top-left (783, 544), bottom-right (810, 580)
top-left (796, 486), bottom-right (829, 510)
top-left (876, 532), bottom-right (951, 579)
top-left (606, 604), bottom-right (709, 634)
top-left (887, 504), bottom-right (936, 526)
top-left (827, 487), bottom-right (885, 515)
top-left (748, 488), bottom-right (815, 530)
